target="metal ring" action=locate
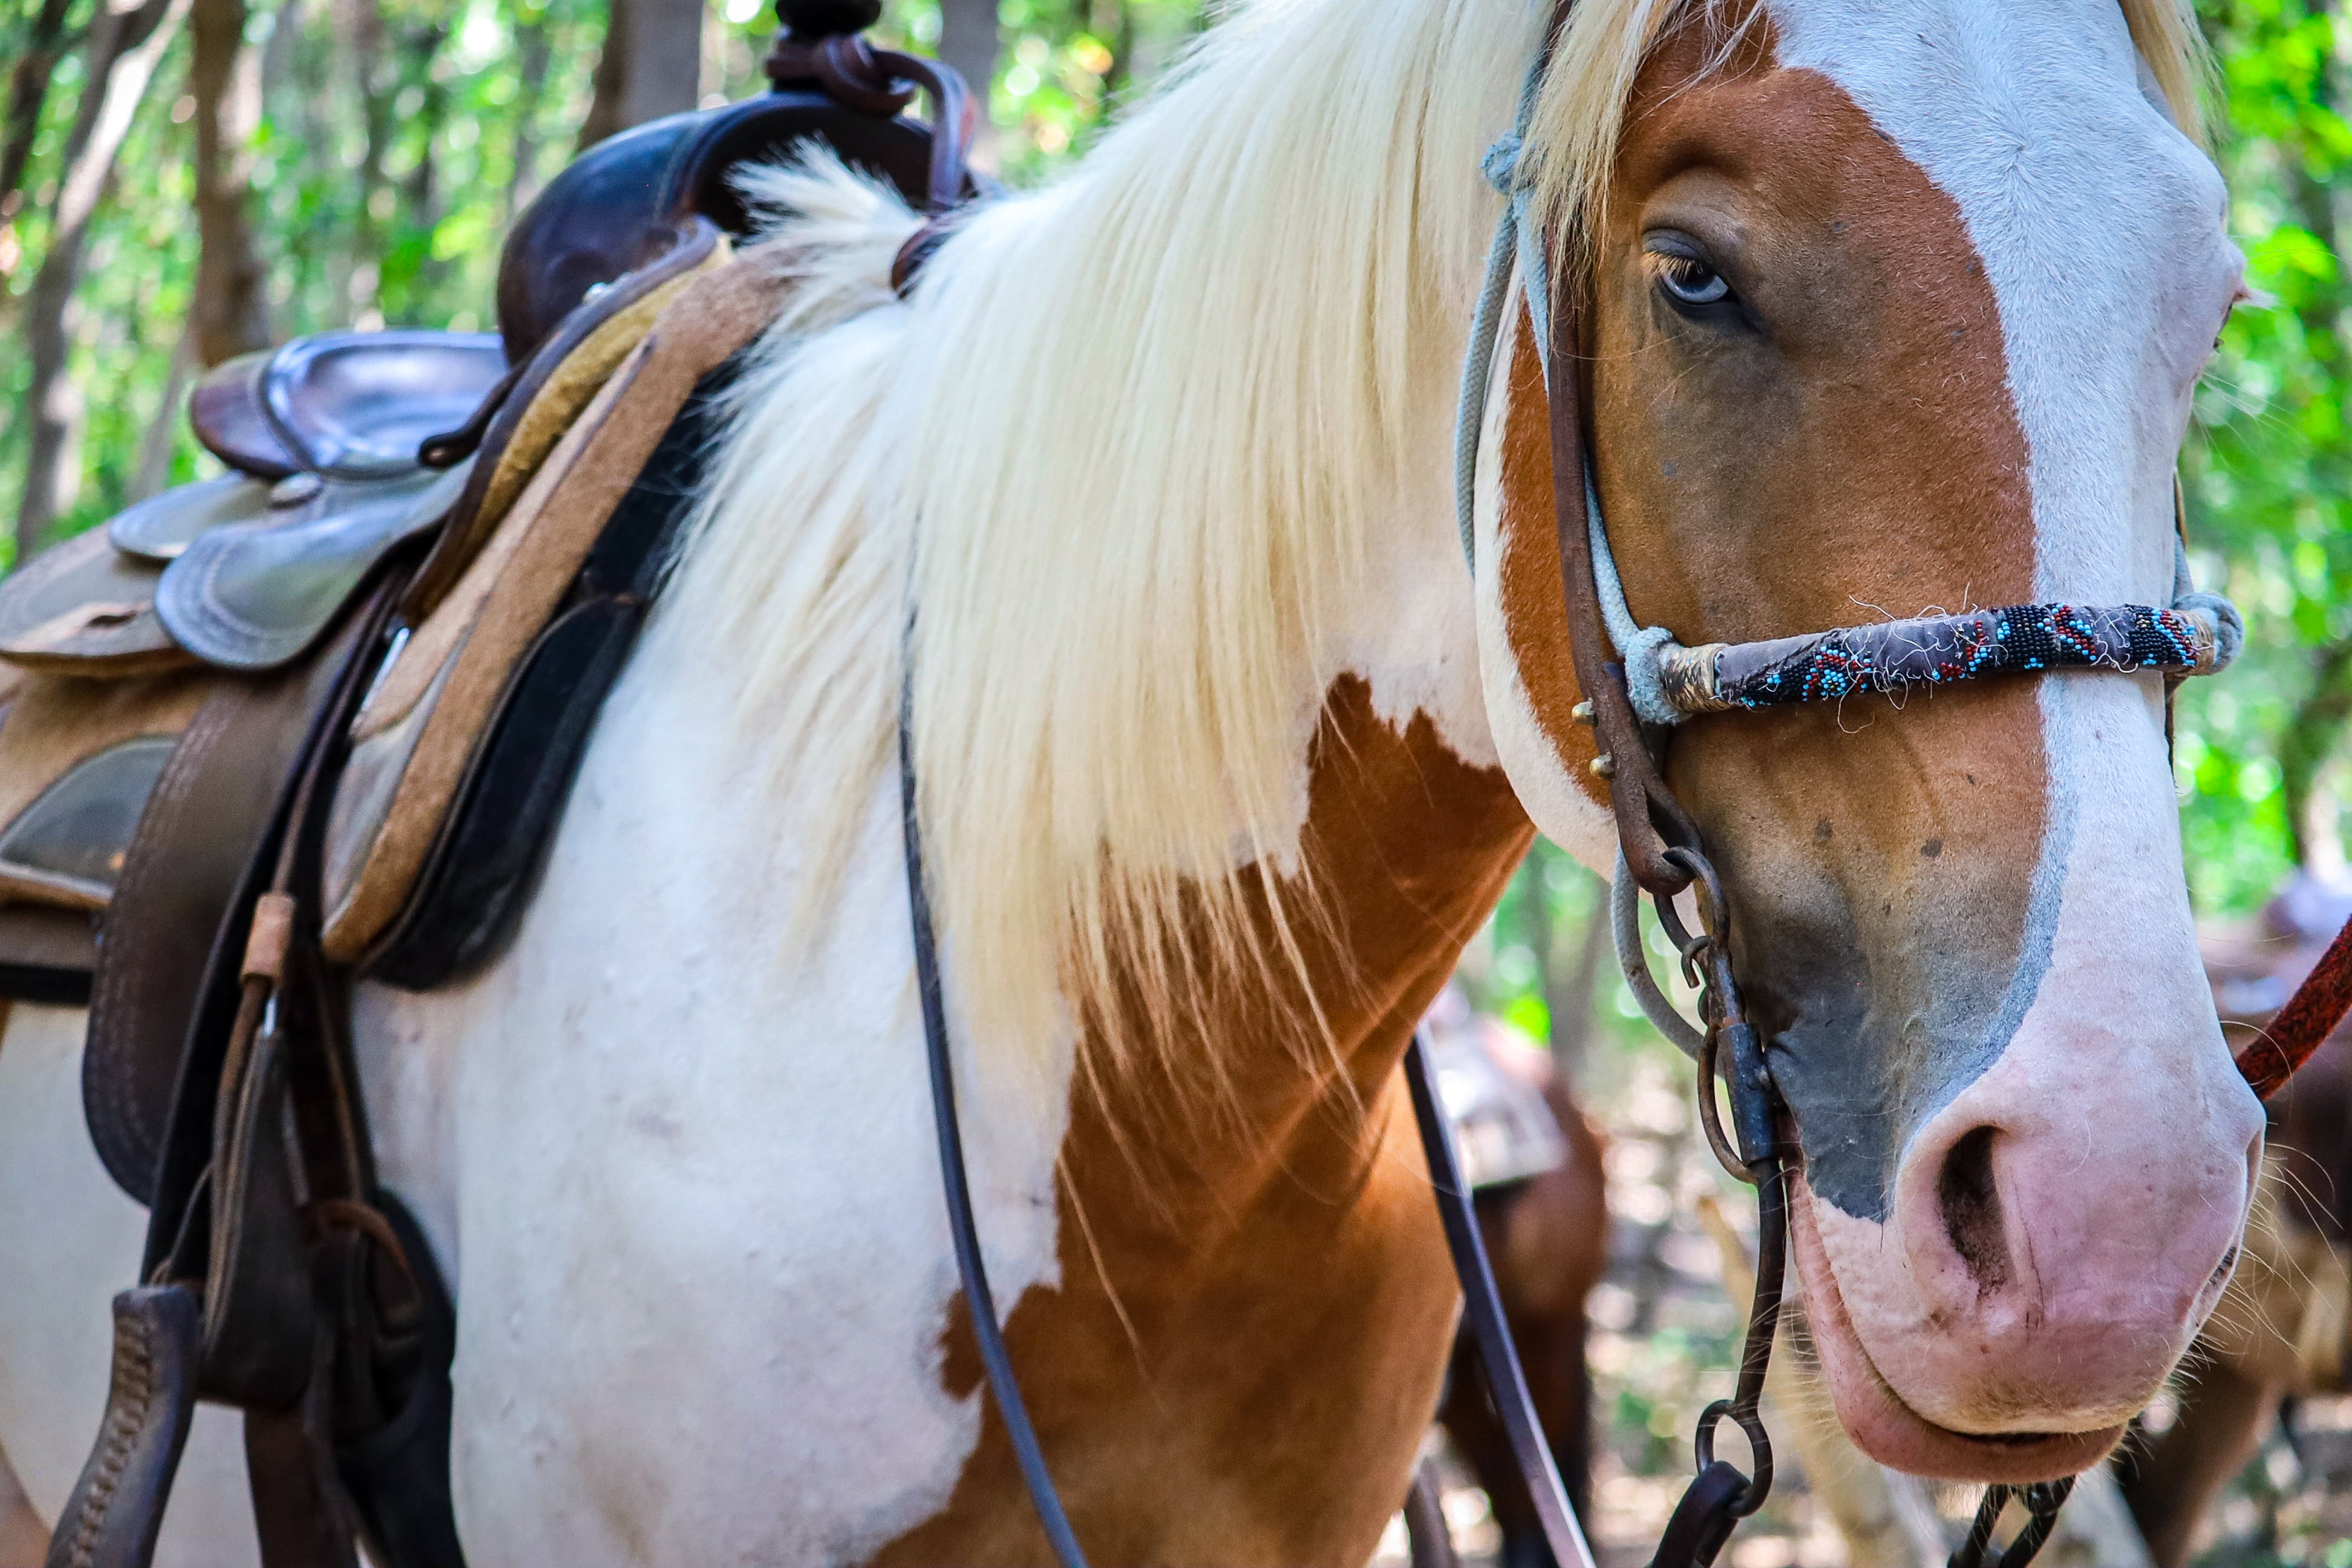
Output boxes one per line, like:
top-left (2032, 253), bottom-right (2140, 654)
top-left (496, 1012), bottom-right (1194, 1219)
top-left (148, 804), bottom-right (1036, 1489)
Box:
top-left (1691, 1399), bottom-right (1774, 1517)
top-left (1662, 844), bottom-right (1730, 938)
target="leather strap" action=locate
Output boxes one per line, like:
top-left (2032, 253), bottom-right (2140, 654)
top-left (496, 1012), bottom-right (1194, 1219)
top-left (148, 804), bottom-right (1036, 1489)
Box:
top-left (1540, 280), bottom-right (1698, 897)
top-left (86, 628), bottom-right (363, 1203)
top-left (42, 1286), bottom-right (203, 1568)
top-left (2238, 911), bottom-right (2352, 1100)
top-left (899, 668), bottom-right (1091, 1568)
top-left (1403, 1038), bottom-right (1599, 1568)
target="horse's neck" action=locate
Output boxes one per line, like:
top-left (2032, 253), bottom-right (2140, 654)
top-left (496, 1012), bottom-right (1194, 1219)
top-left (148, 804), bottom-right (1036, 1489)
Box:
top-left (1073, 533), bottom-right (1530, 1229)
top-left (869, 578), bottom-right (1530, 1567)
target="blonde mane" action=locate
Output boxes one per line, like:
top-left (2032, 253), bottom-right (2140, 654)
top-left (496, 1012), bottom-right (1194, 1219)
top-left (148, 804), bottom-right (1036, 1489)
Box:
top-left (1519, 0), bottom-right (2212, 259)
top-left (659, 0), bottom-right (2215, 1079)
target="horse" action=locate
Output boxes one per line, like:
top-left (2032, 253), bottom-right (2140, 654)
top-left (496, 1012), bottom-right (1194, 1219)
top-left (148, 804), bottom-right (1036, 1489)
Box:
top-left (0, 0), bottom-right (2264, 1557)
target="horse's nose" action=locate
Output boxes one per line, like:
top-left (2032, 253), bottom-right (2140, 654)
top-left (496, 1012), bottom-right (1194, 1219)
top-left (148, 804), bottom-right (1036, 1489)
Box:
top-left (1883, 1067), bottom-right (2262, 1436)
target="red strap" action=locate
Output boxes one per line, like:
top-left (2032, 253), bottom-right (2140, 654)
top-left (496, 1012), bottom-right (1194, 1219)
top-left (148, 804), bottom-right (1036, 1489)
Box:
top-left (2238, 912), bottom-right (2352, 1100)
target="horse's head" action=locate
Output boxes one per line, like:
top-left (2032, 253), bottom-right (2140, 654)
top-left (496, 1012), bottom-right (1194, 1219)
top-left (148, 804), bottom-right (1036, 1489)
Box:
top-left (1475, 0), bottom-right (2262, 1481)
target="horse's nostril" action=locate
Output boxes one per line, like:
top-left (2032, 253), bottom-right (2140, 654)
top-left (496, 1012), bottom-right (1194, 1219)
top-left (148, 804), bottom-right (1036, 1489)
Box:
top-left (1938, 1125), bottom-right (2012, 1295)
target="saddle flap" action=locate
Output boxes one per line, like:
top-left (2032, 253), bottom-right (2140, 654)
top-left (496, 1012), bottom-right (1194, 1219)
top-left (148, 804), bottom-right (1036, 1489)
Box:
top-left (109, 472), bottom-right (276, 563)
top-left (0, 667), bottom-right (210, 915)
top-left (0, 528), bottom-right (191, 678)
top-left (263, 332), bottom-right (507, 481)
top-left (0, 734), bottom-right (181, 909)
top-left (154, 460), bottom-right (475, 673)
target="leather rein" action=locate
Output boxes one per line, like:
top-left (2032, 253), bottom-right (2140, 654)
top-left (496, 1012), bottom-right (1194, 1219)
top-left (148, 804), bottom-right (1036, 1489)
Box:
top-left (892, 25), bottom-right (2352, 1568)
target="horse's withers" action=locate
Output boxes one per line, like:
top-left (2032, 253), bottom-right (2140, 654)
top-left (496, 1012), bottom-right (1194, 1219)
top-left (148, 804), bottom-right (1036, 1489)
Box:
top-left (1485, 0), bottom-right (2260, 1482)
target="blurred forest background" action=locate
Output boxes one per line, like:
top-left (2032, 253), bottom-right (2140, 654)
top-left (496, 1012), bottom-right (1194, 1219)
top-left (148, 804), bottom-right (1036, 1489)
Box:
top-left (5, 0), bottom-right (2352, 1560)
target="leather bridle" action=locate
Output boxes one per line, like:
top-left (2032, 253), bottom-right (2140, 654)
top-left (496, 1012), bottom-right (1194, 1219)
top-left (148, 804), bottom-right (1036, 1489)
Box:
top-left (893, 18), bottom-right (2352, 1568)
top-left (1452, 18), bottom-right (2333, 1567)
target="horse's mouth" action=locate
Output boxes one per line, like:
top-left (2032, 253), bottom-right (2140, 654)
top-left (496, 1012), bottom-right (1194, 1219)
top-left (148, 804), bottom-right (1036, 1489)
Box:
top-left (1784, 1172), bottom-right (2128, 1483)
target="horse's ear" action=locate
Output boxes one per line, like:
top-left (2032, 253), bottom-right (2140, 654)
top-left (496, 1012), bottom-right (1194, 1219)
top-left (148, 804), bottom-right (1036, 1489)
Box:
top-left (1488, 302), bottom-right (1608, 808)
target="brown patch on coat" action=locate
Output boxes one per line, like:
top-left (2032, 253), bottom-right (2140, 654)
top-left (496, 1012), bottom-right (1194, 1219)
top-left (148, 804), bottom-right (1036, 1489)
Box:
top-left (1481, 9), bottom-right (2051, 1137)
top-left (872, 676), bottom-right (1533, 1566)
top-left (1495, 306), bottom-right (1606, 809)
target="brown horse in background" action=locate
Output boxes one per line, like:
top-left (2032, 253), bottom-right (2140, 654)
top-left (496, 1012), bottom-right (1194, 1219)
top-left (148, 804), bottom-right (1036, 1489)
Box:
top-left (2122, 871), bottom-right (2352, 1566)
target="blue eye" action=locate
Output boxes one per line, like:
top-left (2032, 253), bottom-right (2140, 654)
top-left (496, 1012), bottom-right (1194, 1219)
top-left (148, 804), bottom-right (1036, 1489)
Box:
top-left (1660, 255), bottom-right (1730, 305)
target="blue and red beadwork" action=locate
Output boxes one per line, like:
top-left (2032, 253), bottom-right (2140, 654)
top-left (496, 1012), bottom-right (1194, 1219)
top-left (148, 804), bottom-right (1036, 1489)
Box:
top-left (1719, 603), bottom-right (2208, 712)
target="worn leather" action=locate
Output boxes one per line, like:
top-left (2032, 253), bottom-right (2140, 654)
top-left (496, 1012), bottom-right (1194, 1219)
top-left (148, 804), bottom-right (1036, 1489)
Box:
top-left (333, 1195), bottom-right (465, 1568)
top-left (86, 615), bottom-right (364, 1203)
top-left (261, 333), bottom-right (505, 482)
top-left (0, 667), bottom-right (209, 926)
top-left (246, 1408), bottom-right (363, 1568)
top-left (156, 461), bottom-right (473, 672)
top-left (41, 1285), bottom-right (203, 1568)
top-left (192, 335), bottom-right (505, 484)
top-left (0, 906), bottom-right (100, 1002)
top-left (0, 735), bottom-right (180, 910)
top-left (1543, 277), bottom-right (1697, 895)
top-left (190, 351), bottom-right (300, 480)
top-left (492, 87), bottom-right (953, 367)
top-left (109, 473), bottom-right (275, 563)
top-left (0, 528), bottom-right (190, 678)
top-left (403, 223), bottom-right (724, 621)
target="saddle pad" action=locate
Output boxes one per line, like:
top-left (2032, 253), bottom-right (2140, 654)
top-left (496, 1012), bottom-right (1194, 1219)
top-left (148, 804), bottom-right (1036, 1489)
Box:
top-left (0, 526), bottom-right (194, 676)
top-left (402, 224), bottom-right (730, 622)
top-left (318, 244), bottom-right (794, 967)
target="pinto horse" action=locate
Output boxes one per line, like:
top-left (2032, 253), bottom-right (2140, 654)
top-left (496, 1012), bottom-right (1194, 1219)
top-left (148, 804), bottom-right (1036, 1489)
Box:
top-left (0, 0), bottom-right (2261, 1558)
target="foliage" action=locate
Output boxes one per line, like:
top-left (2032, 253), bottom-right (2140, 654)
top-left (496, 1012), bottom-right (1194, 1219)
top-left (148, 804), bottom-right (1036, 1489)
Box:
top-left (2181, 0), bottom-right (2352, 912)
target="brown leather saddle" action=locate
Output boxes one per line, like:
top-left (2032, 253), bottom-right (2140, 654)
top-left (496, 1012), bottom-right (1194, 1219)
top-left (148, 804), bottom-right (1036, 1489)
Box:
top-left (15, 6), bottom-right (978, 1566)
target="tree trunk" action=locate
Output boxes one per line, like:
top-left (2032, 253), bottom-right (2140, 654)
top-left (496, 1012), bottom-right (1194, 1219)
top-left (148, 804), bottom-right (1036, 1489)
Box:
top-left (190, 0), bottom-right (272, 366)
top-left (130, 325), bottom-right (197, 501)
top-left (505, 8), bottom-right (554, 220)
top-left (578, 0), bottom-right (706, 150)
top-left (14, 0), bottom-right (193, 562)
top-left (2282, 639), bottom-right (2352, 869)
top-left (334, 0), bottom-right (388, 324)
top-left (937, 0), bottom-right (999, 160)
top-left (0, 0), bottom-right (76, 223)
top-left (396, 19), bottom-right (451, 307)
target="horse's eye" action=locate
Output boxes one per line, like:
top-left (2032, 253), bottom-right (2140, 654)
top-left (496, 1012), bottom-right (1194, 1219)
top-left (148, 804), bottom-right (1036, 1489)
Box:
top-left (1659, 255), bottom-right (1731, 306)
